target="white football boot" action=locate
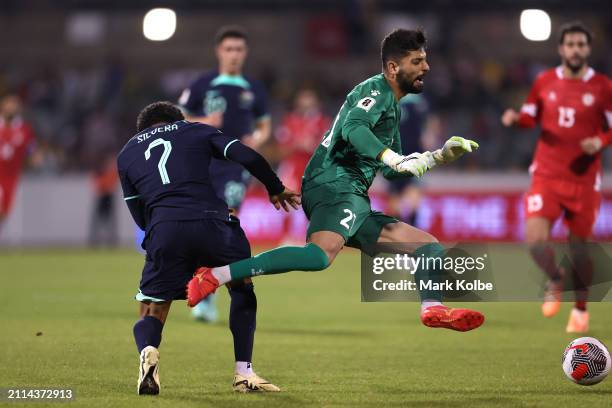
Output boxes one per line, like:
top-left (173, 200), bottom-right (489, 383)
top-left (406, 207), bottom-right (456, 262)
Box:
top-left (232, 372), bottom-right (281, 393)
top-left (137, 346), bottom-right (160, 395)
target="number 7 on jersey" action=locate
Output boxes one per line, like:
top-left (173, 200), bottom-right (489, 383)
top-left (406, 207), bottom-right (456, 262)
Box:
top-left (145, 138), bottom-right (173, 184)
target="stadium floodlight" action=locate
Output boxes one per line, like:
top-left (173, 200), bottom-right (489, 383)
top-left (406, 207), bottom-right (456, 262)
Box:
top-left (143, 8), bottom-right (176, 41)
top-left (520, 9), bottom-right (551, 41)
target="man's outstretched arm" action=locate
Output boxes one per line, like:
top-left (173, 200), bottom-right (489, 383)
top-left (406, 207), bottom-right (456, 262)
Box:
top-left (343, 105), bottom-right (430, 178)
top-left (220, 138), bottom-right (300, 211)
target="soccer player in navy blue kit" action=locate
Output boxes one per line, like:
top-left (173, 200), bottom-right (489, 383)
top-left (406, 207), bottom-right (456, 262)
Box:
top-left (178, 25), bottom-right (271, 321)
top-left (118, 102), bottom-right (299, 394)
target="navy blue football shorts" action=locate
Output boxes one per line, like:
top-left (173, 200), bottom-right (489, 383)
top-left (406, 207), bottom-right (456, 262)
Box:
top-left (135, 217), bottom-right (251, 303)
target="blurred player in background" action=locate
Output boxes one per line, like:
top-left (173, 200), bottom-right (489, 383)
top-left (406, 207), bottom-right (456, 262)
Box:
top-left (178, 25), bottom-right (270, 322)
top-left (89, 153), bottom-right (119, 247)
top-left (275, 88), bottom-right (331, 242)
top-left (119, 102), bottom-right (298, 394)
top-left (501, 22), bottom-right (611, 333)
top-left (189, 29), bottom-right (485, 333)
top-left (0, 94), bottom-right (36, 231)
top-left (387, 93), bottom-right (429, 226)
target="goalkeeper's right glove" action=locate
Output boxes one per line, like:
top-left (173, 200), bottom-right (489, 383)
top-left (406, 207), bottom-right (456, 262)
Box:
top-left (380, 149), bottom-right (433, 178)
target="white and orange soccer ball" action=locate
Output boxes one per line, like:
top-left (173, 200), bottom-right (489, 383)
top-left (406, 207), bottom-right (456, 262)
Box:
top-left (562, 337), bottom-right (611, 385)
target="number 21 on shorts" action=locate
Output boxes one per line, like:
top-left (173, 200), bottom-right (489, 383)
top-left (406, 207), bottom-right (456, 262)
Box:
top-left (340, 209), bottom-right (357, 230)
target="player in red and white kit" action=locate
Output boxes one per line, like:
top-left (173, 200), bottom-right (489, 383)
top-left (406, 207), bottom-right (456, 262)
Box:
top-left (275, 89), bottom-right (331, 191)
top-left (502, 22), bottom-right (611, 333)
top-left (275, 89), bottom-right (330, 242)
top-left (0, 94), bottom-right (36, 230)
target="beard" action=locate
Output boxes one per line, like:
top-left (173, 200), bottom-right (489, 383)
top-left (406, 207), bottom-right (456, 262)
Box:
top-left (565, 56), bottom-right (586, 73)
top-left (396, 69), bottom-right (424, 94)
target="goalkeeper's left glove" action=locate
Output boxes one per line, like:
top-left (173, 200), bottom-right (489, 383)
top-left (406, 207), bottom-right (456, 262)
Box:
top-left (432, 136), bottom-right (479, 165)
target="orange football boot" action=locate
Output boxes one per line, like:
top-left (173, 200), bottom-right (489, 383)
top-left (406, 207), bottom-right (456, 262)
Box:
top-left (541, 279), bottom-right (563, 318)
top-left (187, 267), bottom-right (219, 307)
top-left (565, 308), bottom-right (589, 333)
top-left (420, 305), bottom-right (485, 332)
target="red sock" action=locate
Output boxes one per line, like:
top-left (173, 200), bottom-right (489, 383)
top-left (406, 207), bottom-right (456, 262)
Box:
top-left (575, 300), bottom-right (587, 311)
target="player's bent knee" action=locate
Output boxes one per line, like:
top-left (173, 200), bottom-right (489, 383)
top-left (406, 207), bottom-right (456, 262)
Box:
top-left (308, 233), bottom-right (343, 265)
top-left (525, 218), bottom-right (550, 246)
top-left (301, 243), bottom-right (332, 271)
top-left (141, 301), bottom-right (171, 324)
top-left (526, 232), bottom-right (548, 247)
top-left (387, 222), bottom-right (438, 244)
top-left (418, 231), bottom-right (438, 244)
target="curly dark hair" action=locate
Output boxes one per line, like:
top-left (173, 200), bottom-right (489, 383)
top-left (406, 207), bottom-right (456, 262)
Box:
top-left (136, 101), bottom-right (184, 132)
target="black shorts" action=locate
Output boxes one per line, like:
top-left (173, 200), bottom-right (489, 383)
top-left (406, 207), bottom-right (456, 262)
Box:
top-left (137, 218), bottom-right (251, 302)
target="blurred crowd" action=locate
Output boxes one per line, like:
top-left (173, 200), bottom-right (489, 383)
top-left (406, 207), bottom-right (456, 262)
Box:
top-left (0, 48), bottom-right (609, 178)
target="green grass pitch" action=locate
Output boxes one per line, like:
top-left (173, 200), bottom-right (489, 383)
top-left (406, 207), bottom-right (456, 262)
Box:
top-left (1, 247), bottom-right (611, 407)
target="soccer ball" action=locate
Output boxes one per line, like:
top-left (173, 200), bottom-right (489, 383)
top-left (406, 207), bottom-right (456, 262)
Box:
top-left (562, 337), bottom-right (611, 385)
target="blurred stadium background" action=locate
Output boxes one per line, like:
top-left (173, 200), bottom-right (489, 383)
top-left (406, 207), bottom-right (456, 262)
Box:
top-left (2, 2), bottom-right (612, 407)
top-left (1, 1), bottom-right (611, 247)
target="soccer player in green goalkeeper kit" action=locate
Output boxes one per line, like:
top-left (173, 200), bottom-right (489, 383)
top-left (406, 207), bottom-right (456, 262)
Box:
top-left (188, 28), bottom-right (485, 332)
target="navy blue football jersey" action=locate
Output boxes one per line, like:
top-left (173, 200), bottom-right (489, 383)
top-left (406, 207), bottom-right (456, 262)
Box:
top-left (178, 70), bottom-right (269, 139)
top-left (117, 121), bottom-right (237, 231)
top-left (398, 94), bottom-right (428, 154)
top-left (178, 71), bottom-right (269, 182)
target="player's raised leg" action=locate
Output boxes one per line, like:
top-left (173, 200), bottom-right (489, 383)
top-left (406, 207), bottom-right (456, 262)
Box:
top-left (188, 236), bottom-right (337, 306)
top-left (377, 221), bottom-right (484, 332)
top-left (134, 301), bottom-right (170, 395)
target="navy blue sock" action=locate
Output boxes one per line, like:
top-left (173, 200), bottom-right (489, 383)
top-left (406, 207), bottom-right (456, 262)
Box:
top-left (133, 315), bottom-right (163, 353)
top-left (228, 283), bottom-right (257, 362)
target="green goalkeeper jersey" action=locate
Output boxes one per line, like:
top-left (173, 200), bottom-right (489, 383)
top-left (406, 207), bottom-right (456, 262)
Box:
top-left (302, 73), bottom-right (402, 196)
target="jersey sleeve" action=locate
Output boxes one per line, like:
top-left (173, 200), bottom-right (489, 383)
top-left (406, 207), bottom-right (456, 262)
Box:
top-left (518, 74), bottom-right (544, 128)
top-left (252, 81), bottom-right (270, 121)
top-left (341, 91), bottom-right (390, 160)
top-left (118, 166), bottom-right (139, 201)
top-left (381, 132), bottom-right (414, 180)
top-left (178, 80), bottom-right (204, 116)
top-left (206, 128), bottom-right (241, 160)
top-left (211, 128), bottom-right (284, 195)
top-left (117, 161), bottom-right (146, 229)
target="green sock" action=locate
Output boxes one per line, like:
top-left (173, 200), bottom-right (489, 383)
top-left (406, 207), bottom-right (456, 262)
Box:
top-left (414, 243), bottom-right (445, 302)
top-left (229, 243), bottom-right (330, 281)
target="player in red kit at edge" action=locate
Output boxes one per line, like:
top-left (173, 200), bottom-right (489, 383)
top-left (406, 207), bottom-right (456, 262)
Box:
top-left (0, 94), bottom-right (36, 230)
top-left (502, 22), bottom-right (611, 333)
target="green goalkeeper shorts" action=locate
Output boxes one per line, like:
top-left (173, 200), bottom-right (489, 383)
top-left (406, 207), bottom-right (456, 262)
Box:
top-left (302, 181), bottom-right (398, 250)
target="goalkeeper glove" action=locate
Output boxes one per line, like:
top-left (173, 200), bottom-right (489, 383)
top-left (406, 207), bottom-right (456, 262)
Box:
top-left (380, 149), bottom-right (432, 178)
top-left (432, 136), bottom-right (479, 164)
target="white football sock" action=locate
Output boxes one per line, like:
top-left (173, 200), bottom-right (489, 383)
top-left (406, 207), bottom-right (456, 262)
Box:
top-left (235, 361), bottom-right (254, 376)
top-left (212, 265), bottom-right (231, 285)
top-left (421, 299), bottom-right (443, 312)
